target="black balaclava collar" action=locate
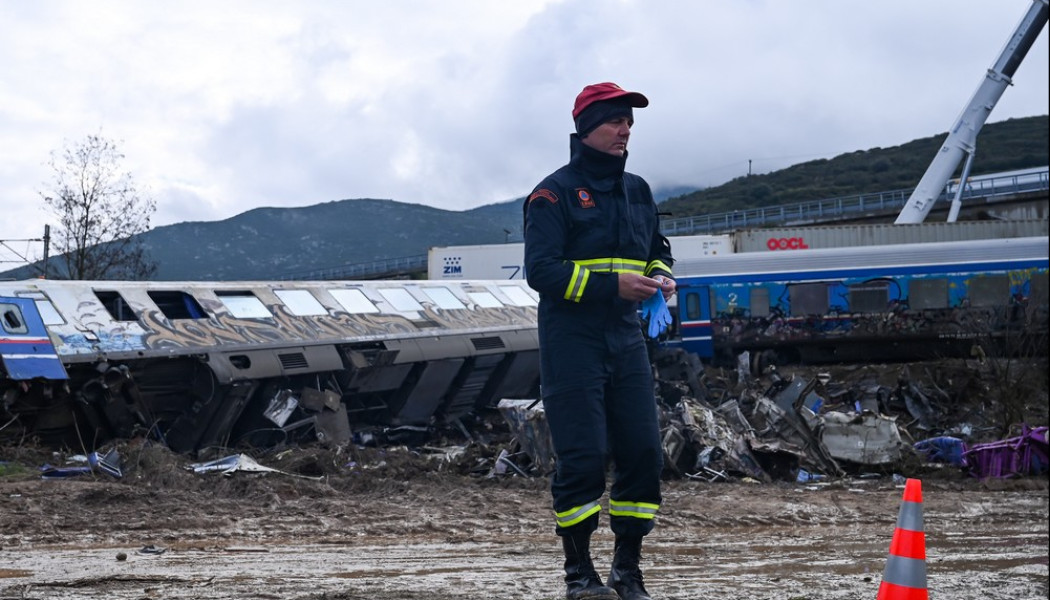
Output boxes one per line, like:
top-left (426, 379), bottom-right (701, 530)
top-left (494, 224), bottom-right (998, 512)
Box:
top-left (568, 134), bottom-right (627, 192)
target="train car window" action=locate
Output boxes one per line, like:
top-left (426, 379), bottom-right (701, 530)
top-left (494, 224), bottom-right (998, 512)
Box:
top-left (969, 276), bottom-right (1010, 307)
top-left (468, 291), bottom-right (503, 308)
top-left (1030, 272), bottom-right (1048, 305)
top-left (274, 289), bottom-right (328, 316)
top-left (789, 283), bottom-right (828, 316)
top-left (422, 287), bottom-right (465, 310)
top-left (684, 292), bottom-right (700, 320)
top-left (329, 288), bottom-right (379, 314)
top-left (147, 291), bottom-right (208, 319)
top-left (215, 291), bottom-right (272, 319)
top-left (750, 287), bottom-right (770, 318)
top-left (1, 303), bottom-right (28, 334)
top-left (95, 291), bottom-right (139, 321)
top-left (499, 285), bottom-right (538, 307)
top-left (18, 293), bottom-right (66, 325)
top-left (910, 278), bottom-right (949, 310)
top-left (378, 287), bottom-right (424, 312)
top-left (849, 281), bottom-right (890, 314)
top-left (35, 300), bottom-right (64, 325)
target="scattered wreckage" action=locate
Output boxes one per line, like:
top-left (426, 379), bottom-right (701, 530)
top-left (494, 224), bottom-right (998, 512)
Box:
top-left (497, 349), bottom-right (1049, 483)
top-left (3, 278), bottom-right (1046, 485)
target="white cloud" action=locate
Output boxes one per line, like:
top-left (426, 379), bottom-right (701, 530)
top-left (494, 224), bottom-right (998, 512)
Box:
top-left (0, 0), bottom-right (1045, 261)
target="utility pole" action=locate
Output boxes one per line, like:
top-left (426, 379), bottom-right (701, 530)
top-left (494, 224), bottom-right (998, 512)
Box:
top-left (43, 225), bottom-right (51, 279)
top-left (0, 225), bottom-right (50, 277)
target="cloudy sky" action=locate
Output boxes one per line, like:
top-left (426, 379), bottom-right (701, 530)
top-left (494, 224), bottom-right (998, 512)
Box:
top-left (1, 0), bottom-right (1047, 264)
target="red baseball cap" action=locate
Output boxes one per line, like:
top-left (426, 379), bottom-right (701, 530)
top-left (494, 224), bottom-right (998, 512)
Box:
top-left (572, 82), bottom-right (649, 119)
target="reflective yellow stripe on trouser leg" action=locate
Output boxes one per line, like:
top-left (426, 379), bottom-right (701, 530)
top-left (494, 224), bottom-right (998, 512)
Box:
top-left (609, 499), bottom-right (659, 521)
top-left (555, 501), bottom-right (602, 528)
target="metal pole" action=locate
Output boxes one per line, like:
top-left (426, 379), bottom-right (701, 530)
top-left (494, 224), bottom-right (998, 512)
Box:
top-left (43, 225), bottom-right (50, 279)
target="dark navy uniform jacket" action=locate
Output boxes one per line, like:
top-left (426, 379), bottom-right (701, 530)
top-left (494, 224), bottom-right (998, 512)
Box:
top-left (523, 135), bottom-right (674, 393)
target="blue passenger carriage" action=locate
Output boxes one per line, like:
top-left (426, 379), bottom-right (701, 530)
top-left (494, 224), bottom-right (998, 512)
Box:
top-left (670, 236), bottom-right (1049, 365)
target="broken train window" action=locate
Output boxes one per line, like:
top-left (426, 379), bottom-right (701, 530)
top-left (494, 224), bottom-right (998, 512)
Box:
top-left (1, 303), bottom-right (27, 334)
top-left (95, 290), bottom-right (139, 322)
top-left (147, 291), bottom-right (208, 319)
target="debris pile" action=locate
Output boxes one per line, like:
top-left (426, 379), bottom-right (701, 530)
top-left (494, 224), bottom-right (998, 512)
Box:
top-left (493, 350), bottom-right (1049, 482)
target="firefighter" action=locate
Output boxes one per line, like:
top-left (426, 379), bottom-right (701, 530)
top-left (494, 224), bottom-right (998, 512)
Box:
top-left (523, 82), bottom-right (675, 600)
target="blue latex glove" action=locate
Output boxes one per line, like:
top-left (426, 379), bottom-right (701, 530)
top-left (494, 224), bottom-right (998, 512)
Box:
top-left (641, 291), bottom-right (672, 339)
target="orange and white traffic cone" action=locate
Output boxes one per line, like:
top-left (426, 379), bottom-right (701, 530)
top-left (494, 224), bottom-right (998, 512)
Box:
top-left (876, 478), bottom-right (928, 600)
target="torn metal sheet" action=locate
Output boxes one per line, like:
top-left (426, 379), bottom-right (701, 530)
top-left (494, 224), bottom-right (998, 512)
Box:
top-left (674, 400), bottom-right (768, 481)
top-left (264, 390), bottom-right (298, 427)
top-left (496, 399), bottom-right (555, 474)
top-left (820, 411), bottom-right (904, 465)
top-left (749, 396), bottom-right (843, 476)
top-left (39, 449), bottom-right (123, 479)
top-left (186, 453), bottom-right (320, 480)
top-left (188, 454), bottom-right (280, 475)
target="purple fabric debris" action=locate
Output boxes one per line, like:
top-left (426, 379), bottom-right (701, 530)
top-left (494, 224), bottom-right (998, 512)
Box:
top-left (962, 425), bottom-right (1048, 479)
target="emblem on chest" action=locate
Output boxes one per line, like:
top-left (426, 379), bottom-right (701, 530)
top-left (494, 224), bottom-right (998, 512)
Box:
top-left (576, 189), bottom-right (595, 209)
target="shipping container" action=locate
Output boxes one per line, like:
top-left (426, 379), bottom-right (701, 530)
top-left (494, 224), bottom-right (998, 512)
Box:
top-left (732, 220), bottom-right (1048, 253)
top-left (428, 235), bottom-right (733, 280)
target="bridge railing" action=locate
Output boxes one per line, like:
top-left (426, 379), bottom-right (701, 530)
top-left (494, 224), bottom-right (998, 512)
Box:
top-left (277, 254), bottom-right (428, 281)
top-left (660, 167), bottom-right (1049, 236)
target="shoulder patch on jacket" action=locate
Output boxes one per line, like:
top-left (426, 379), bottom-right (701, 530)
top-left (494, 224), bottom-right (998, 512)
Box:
top-left (528, 188), bottom-right (558, 205)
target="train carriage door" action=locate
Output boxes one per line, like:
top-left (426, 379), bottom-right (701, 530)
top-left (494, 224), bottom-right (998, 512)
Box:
top-left (678, 285), bottom-right (713, 359)
top-left (0, 296), bottom-right (68, 380)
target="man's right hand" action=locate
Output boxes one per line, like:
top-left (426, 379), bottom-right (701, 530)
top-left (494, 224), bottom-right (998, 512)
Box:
top-left (618, 273), bottom-right (662, 303)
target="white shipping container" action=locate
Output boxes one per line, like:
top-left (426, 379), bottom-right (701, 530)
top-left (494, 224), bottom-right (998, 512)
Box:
top-left (666, 234), bottom-right (734, 257)
top-left (428, 243), bottom-right (526, 280)
top-left (428, 234), bottom-right (733, 281)
top-left (733, 220), bottom-right (1049, 252)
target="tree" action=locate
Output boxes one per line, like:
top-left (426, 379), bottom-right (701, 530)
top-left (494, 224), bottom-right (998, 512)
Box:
top-left (40, 134), bottom-right (157, 280)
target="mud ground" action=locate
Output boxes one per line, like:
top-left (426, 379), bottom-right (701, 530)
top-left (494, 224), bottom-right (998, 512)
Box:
top-left (1, 438), bottom-right (1047, 600)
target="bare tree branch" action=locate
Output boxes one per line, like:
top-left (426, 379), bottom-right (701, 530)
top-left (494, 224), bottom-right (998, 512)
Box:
top-left (39, 134), bottom-right (157, 280)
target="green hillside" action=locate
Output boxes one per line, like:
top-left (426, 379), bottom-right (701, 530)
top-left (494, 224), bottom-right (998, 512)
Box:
top-left (659, 115), bottom-right (1048, 218)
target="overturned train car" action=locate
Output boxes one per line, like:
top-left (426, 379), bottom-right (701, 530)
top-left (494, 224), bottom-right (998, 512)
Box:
top-left (1, 279), bottom-right (541, 452)
top-left (670, 236), bottom-right (1049, 365)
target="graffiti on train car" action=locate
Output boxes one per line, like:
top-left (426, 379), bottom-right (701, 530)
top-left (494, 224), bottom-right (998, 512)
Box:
top-left (0, 279), bottom-right (541, 454)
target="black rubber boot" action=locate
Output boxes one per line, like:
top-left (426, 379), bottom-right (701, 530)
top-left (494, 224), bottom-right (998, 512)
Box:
top-left (562, 533), bottom-right (620, 600)
top-left (607, 535), bottom-right (652, 600)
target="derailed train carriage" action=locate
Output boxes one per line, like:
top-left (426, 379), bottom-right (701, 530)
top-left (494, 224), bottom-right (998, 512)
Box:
top-left (669, 236), bottom-right (1050, 367)
top-left (0, 278), bottom-right (540, 453)
top-left (3, 236), bottom-right (1048, 454)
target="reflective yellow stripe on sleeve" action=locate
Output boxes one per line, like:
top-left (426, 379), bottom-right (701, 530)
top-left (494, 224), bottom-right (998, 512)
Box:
top-left (555, 501), bottom-right (602, 528)
top-left (563, 257), bottom-right (646, 303)
top-left (563, 261), bottom-right (588, 302)
top-left (609, 499), bottom-right (660, 520)
top-left (645, 260), bottom-right (672, 277)
top-left (574, 257), bottom-right (647, 274)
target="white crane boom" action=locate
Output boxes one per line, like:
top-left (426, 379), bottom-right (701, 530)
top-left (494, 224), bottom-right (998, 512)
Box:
top-left (895, 0), bottom-right (1048, 224)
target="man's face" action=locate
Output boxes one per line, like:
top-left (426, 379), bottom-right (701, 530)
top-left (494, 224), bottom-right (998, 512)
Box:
top-left (582, 116), bottom-right (633, 156)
